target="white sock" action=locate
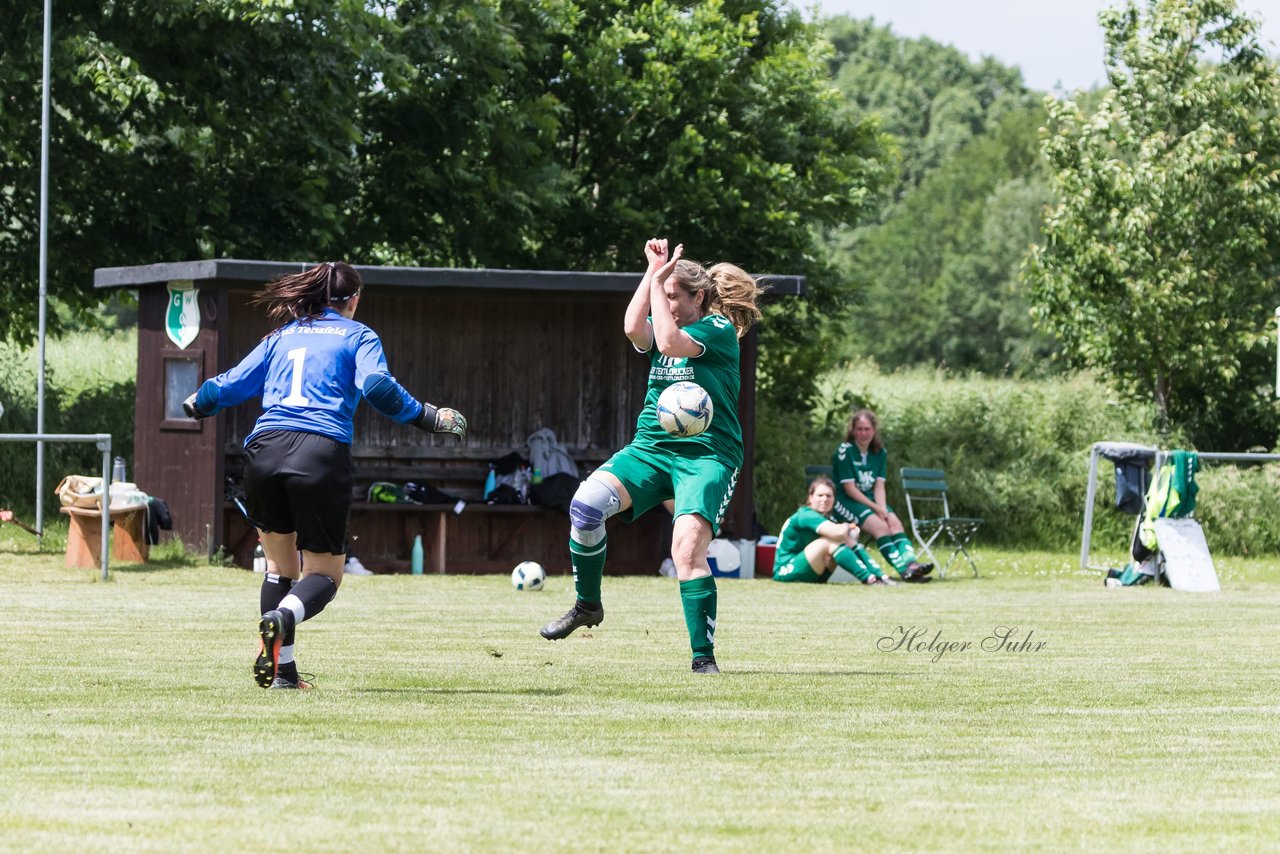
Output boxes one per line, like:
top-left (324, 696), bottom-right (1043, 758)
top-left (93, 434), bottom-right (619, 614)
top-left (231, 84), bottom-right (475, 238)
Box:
top-left (278, 593), bottom-right (306, 624)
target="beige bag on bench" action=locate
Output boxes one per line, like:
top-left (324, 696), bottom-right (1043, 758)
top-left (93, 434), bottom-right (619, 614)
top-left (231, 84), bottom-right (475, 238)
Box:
top-left (55, 475), bottom-right (106, 509)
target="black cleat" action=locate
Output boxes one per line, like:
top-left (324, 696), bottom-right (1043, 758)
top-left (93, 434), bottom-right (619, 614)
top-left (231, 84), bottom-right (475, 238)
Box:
top-left (254, 610), bottom-right (285, 688)
top-left (539, 600), bottom-right (604, 640)
top-left (691, 656), bottom-right (720, 675)
top-left (907, 561), bottom-right (934, 576)
top-left (268, 674), bottom-right (314, 691)
top-left (902, 566), bottom-right (933, 583)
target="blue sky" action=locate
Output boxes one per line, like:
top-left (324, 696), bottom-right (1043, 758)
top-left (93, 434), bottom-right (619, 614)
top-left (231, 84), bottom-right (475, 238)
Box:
top-left (812, 0), bottom-right (1280, 92)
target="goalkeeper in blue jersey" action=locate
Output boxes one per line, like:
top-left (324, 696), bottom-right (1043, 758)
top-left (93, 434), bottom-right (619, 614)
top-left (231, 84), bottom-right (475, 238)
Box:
top-left (183, 261), bottom-right (467, 689)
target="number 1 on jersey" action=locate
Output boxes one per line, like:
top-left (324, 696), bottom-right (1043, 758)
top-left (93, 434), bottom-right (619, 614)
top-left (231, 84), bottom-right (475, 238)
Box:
top-left (281, 347), bottom-right (310, 406)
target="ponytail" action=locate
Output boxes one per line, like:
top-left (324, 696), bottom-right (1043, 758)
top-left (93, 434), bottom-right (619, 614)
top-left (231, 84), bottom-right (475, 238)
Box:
top-left (672, 259), bottom-right (765, 339)
top-left (252, 261), bottom-right (363, 328)
top-left (707, 263), bottom-right (764, 339)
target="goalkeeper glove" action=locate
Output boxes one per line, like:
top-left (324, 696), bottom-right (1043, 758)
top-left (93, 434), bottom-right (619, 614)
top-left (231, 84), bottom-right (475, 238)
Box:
top-left (416, 404), bottom-right (467, 440)
top-left (182, 392), bottom-right (210, 420)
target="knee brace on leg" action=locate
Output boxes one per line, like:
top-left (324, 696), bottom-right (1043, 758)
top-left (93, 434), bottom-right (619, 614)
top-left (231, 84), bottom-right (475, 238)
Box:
top-left (569, 477), bottom-right (622, 548)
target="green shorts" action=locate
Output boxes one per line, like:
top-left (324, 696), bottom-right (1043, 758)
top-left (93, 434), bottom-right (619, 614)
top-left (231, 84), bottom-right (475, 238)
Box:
top-left (598, 443), bottom-right (739, 535)
top-left (832, 496), bottom-right (894, 525)
top-left (772, 554), bottom-right (828, 583)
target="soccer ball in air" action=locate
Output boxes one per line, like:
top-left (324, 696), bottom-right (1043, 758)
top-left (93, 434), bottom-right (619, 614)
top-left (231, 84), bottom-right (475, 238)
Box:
top-left (511, 561), bottom-right (546, 591)
top-left (655, 381), bottom-right (713, 438)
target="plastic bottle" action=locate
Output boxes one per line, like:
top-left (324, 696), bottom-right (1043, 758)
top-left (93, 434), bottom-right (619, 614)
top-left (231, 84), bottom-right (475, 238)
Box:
top-left (252, 541), bottom-right (267, 573)
top-left (411, 534), bottom-right (424, 575)
top-left (112, 456), bottom-right (127, 483)
top-left (483, 464), bottom-right (497, 500)
top-left (532, 467), bottom-right (543, 485)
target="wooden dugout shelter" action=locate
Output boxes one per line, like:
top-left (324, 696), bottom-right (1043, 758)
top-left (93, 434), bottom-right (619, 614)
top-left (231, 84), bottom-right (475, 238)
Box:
top-left (94, 259), bottom-right (803, 574)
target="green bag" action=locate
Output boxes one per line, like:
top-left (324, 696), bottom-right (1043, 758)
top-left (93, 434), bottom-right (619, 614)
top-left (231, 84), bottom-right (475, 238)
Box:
top-left (1107, 560), bottom-right (1157, 587)
top-left (1136, 450), bottom-right (1199, 556)
top-left (368, 482), bottom-right (412, 504)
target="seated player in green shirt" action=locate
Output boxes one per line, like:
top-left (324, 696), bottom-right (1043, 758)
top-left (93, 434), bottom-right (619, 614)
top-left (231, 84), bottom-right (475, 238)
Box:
top-left (773, 476), bottom-right (893, 584)
top-left (831, 408), bottom-right (933, 583)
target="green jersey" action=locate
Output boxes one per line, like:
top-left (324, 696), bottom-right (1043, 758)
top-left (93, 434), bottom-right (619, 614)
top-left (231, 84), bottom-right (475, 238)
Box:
top-left (774, 505), bottom-right (829, 570)
top-left (832, 443), bottom-right (886, 498)
top-left (632, 314), bottom-right (742, 468)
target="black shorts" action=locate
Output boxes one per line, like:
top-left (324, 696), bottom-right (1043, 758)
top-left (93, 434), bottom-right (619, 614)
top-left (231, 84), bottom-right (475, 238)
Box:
top-left (243, 429), bottom-right (353, 555)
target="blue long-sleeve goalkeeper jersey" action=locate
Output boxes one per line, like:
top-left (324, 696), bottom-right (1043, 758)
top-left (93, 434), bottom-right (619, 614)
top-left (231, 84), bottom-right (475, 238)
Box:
top-left (194, 309), bottom-right (423, 445)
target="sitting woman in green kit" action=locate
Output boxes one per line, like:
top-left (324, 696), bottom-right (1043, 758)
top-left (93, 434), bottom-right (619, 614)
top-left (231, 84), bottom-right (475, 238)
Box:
top-left (773, 476), bottom-right (893, 584)
top-left (831, 408), bottom-right (933, 583)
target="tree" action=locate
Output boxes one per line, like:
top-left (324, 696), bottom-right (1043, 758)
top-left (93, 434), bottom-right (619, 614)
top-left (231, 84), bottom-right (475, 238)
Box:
top-left (837, 97), bottom-right (1056, 374)
top-left (3, 1), bottom-right (891, 417)
top-left (0, 0), bottom-right (394, 345)
top-left (822, 16), bottom-right (1026, 195)
top-left (354, 0), bottom-right (572, 268)
top-left (523, 1), bottom-right (893, 409)
top-left (1025, 0), bottom-right (1280, 446)
top-left (817, 17), bottom-right (1057, 376)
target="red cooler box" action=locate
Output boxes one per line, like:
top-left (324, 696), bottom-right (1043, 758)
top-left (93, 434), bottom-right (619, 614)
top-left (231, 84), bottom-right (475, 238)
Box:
top-left (755, 542), bottom-right (776, 577)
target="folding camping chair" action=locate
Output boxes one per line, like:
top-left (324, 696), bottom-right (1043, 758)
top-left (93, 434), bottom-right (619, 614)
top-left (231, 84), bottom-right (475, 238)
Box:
top-left (899, 467), bottom-right (983, 578)
top-left (804, 465), bottom-right (833, 484)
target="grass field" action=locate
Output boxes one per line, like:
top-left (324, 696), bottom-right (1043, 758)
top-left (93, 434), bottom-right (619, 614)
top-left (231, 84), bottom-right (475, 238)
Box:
top-left (2, 532), bottom-right (1278, 852)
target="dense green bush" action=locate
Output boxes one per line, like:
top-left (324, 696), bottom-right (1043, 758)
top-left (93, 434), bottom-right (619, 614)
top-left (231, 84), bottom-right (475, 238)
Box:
top-left (757, 362), bottom-right (1164, 551)
top-left (5, 335), bottom-right (1275, 558)
top-left (757, 362), bottom-right (1280, 556)
top-left (0, 331), bottom-right (137, 519)
top-left (1195, 464), bottom-right (1280, 557)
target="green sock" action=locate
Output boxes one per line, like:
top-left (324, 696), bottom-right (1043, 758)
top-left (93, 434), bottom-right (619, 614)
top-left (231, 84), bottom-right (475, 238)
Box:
top-left (893, 533), bottom-right (919, 564)
top-left (833, 545), bottom-right (873, 582)
top-left (854, 544), bottom-right (885, 578)
top-left (569, 537), bottom-right (605, 603)
top-left (679, 575), bottom-right (717, 659)
top-left (877, 535), bottom-right (911, 575)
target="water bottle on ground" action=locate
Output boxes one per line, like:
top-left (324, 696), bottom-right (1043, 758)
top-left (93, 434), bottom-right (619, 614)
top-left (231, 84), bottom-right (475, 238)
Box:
top-left (411, 534), bottom-right (424, 575)
top-left (253, 541), bottom-right (266, 573)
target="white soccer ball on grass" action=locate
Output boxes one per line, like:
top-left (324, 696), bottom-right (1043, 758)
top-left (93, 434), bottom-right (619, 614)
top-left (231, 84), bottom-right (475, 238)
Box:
top-left (511, 560), bottom-right (546, 591)
top-left (655, 381), bottom-right (713, 438)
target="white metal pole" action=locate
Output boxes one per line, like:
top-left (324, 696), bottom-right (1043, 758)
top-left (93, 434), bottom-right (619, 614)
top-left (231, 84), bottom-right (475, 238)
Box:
top-left (1080, 445), bottom-right (1101, 570)
top-left (100, 438), bottom-right (111, 581)
top-left (1274, 306), bottom-right (1280, 398)
top-left (36, 0), bottom-right (53, 545)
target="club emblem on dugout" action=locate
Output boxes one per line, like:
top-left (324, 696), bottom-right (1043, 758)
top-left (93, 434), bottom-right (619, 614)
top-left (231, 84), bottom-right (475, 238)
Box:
top-left (165, 280), bottom-right (201, 349)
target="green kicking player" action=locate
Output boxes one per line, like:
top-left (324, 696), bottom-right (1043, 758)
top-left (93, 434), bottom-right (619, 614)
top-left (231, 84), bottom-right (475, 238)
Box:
top-left (540, 237), bottom-right (763, 675)
top-left (773, 476), bottom-right (893, 584)
top-left (831, 408), bottom-right (933, 582)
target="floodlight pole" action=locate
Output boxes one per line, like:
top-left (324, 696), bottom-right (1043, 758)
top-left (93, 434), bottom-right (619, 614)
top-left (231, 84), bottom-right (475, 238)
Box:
top-left (35, 0), bottom-right (53, 546)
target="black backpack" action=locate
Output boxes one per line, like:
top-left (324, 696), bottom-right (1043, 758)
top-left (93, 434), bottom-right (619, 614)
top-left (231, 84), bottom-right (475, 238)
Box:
top-left (530, 473), bottom-right (579, 514)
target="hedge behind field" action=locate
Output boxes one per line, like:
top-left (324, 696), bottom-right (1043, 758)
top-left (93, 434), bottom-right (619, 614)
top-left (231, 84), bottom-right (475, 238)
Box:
top-left (757, 363), bottom-right (1280, 558)
top-left (5, 336), bottom-right (1276, 560)
top-left (0, 331), bottom-right (137, 520)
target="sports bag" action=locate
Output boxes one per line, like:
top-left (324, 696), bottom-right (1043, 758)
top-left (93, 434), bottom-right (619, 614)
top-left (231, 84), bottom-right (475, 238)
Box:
top-left (55, 475), bottom-right (105, 509)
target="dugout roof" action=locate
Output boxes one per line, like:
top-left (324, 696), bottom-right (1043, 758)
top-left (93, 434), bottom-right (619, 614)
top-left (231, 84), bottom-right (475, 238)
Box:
top-left (94, 258), bottom-right (806, 296)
